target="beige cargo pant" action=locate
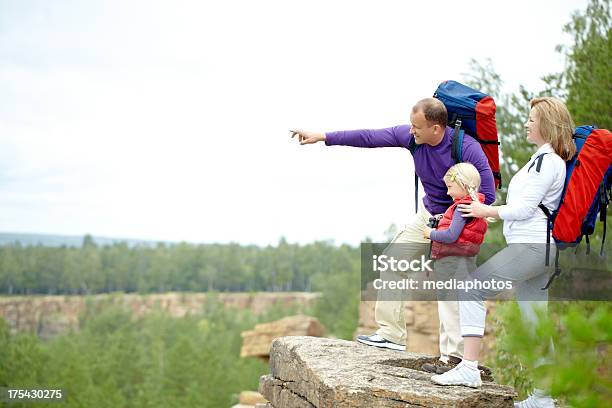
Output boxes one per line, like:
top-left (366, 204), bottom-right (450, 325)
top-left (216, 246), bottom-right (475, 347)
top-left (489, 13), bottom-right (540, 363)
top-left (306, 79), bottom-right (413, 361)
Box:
top-left (374, 206), bottom-right (464, 363)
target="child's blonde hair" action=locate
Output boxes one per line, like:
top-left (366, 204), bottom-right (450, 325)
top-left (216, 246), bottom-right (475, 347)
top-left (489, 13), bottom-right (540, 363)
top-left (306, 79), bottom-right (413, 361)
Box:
top-left (443, 163), bottom-right (481, 201)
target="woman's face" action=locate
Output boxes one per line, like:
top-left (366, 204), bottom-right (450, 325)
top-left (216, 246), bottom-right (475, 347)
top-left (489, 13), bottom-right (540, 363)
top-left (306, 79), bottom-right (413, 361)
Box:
top-left (525, 108), bottom-right (545, 145)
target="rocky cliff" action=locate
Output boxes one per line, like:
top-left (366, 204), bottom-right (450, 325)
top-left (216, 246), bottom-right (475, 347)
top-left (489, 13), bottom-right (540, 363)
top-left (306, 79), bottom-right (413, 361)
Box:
top-left (0, 292), bottom-right (320, 339)
top-left (259, 336), bottom-right (516, 408)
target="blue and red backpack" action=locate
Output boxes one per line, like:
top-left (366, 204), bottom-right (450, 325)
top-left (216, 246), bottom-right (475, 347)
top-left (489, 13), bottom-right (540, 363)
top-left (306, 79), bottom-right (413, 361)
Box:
top-left (434, 80), bottom-right (501, 189)
top-left (530, 125), bottom-right (612, 288)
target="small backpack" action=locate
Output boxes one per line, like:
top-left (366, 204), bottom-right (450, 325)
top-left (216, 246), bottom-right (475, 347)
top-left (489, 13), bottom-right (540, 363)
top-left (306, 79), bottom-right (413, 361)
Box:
top-left (530, 125), bottom-right (612, 289)
top-left (409, 80), bottom-right (501, 213)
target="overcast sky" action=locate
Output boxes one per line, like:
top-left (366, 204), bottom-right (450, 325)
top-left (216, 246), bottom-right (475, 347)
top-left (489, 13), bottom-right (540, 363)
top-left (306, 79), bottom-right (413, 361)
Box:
top-left (0, 0), bottom-right (588, 246)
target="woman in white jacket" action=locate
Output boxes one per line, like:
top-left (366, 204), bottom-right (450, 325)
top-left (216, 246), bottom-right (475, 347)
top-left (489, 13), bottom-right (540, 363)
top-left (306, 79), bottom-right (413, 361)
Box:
top-left (431, 97), bottom-right (576, 408)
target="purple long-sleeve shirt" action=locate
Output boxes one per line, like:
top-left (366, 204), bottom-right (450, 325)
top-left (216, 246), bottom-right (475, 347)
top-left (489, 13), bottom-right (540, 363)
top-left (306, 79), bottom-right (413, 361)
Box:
top-left (430, 211), bottom-right (467, 243)
top-left (325, 125), bottom-right (496, 215)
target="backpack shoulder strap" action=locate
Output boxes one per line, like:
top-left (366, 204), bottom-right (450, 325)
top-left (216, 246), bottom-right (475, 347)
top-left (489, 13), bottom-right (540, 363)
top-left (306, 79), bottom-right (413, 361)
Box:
top-left (538, 203), bottom-right (552, 219)
top-left (408, 133), bottom-right (418, 155)
top-left (528, 153), bottom-right (549, 173)
top-left (408, 134), bottom-right (420, 214)
top-left (538, 203), bottom-right (553, 267)
top-left (451, 121), bottom-right (464, 163)
top-left (414, 173), bottom-right (419, 214)
top-left (599, 177), bottom-right (610, 256)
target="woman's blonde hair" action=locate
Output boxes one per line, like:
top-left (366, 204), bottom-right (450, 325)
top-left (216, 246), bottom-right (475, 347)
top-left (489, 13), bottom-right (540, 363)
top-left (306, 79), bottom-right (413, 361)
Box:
top-left (529, 97), bottom-right (576, 161)
top-left (443, 162), bottom-right (481, 201)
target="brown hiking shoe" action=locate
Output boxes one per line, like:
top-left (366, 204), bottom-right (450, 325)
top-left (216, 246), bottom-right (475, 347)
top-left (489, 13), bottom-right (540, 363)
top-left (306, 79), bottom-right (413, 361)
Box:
top-left (421, 356), bottom-right (461, 373)
top-left (422, 357), bottom-right (494, 381)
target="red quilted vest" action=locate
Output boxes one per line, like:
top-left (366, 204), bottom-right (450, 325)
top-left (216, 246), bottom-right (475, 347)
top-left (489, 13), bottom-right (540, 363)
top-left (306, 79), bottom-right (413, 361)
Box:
top-left (431, 193), bottom-right (488, 259)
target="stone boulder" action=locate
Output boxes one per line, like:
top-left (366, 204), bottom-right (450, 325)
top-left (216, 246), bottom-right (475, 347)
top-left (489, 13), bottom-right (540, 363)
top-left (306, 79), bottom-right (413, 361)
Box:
top-left (260, 336), bottom-right (516, 407)
top-left (241, 315), bottom-right (325, 358)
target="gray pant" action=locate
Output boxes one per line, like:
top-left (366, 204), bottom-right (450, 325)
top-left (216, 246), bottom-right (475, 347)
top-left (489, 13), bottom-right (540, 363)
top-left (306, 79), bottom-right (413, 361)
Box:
top-left (459, 243), bottom-right (552, 337)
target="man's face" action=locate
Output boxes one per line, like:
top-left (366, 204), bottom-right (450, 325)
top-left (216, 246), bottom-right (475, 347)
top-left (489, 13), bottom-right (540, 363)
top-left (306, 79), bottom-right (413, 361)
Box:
top-left (409, 110), bottom-right (438, 145)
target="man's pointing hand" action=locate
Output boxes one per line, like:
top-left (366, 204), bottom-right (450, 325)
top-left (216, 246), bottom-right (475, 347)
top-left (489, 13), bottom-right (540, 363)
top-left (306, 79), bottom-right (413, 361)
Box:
top-left (290, 129), bottom-right (326, 145)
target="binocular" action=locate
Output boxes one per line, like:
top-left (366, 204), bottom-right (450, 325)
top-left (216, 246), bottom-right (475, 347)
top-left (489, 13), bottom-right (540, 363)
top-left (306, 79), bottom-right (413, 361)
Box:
top-left (427, 216), bottom-right (440, 229)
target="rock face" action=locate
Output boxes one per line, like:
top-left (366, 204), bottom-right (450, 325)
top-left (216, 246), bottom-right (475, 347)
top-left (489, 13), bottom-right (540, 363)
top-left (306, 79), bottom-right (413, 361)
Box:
top-left (241, 315), bottom-right (326, 358)
top-left (237, 315), bottom-right (325, 407)
top-left (259, 336), bottom-right (516, 408)
top-left (355, 299), bottom-right (499, 360)
top-left (0, 292), bottom-right (320, 339)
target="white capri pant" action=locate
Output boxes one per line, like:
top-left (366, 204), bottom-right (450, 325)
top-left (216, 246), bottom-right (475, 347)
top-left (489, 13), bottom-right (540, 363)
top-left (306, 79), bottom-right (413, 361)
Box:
top-left (459, 243), bottom-right (553, 337)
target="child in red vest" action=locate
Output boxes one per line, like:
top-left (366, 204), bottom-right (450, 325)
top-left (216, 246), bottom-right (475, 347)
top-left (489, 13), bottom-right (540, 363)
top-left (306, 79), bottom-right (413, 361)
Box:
top-left (423, 163), bottom-right (488, 257)
top-left (421, 163), bottom-right (489, 375)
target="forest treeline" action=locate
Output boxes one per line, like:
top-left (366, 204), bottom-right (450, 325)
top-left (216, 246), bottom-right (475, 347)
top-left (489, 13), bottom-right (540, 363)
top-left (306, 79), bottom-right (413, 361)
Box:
top-left (0, 237), bottom-right (359, 295)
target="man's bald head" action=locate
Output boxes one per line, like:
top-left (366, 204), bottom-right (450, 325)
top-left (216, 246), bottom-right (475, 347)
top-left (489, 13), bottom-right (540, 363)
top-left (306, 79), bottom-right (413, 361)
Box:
top-left (412, 98), bottom-right (448, 128)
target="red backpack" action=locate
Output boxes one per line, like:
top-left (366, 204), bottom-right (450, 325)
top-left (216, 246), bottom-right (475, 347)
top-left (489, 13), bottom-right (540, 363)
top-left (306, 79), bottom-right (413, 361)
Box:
top-left (533, 126), bottom-right (612, 288)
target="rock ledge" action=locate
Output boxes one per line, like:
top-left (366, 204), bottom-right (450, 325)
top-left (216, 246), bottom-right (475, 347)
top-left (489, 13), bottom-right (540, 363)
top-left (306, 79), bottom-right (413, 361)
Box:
top-left (259, 336), bottom-right (515, 408)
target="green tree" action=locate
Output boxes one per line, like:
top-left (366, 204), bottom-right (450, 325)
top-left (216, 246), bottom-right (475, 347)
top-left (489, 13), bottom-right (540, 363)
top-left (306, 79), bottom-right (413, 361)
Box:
top-left (553, 0), bottom-right (611, 129)
top-left (492, 302), bottom-right (611, 407)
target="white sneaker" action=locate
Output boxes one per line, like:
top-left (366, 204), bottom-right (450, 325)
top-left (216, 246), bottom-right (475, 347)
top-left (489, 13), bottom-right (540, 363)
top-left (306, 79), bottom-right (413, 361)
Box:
top-left (431, 361), bottom-right (482, 388)
top-left (514, 389), bottom-right (555, 408)
top-left (356, 333), bottom-right (406, 351)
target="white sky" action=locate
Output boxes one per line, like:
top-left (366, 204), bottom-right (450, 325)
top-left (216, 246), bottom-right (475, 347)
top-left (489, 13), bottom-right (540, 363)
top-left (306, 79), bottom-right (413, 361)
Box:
top-left (0, 0), bottom-right (588, 246)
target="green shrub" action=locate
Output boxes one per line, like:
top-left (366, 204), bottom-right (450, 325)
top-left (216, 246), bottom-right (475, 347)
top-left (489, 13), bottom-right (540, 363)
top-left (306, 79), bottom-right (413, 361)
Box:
top-left (490, 301), bottom-right (611, 407)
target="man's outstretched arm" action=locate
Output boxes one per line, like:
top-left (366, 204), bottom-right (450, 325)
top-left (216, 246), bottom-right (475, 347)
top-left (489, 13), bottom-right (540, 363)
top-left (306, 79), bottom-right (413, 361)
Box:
top-left (290, 125), bottom-right (413, 149)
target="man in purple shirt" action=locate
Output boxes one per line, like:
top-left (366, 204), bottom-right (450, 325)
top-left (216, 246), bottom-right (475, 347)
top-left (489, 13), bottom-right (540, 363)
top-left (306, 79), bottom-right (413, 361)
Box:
top-left (291, 98), bottom-right (495, 373)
